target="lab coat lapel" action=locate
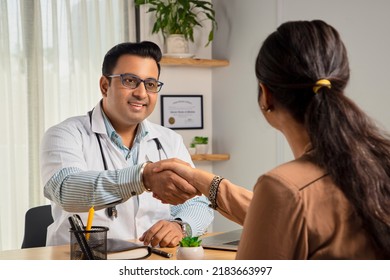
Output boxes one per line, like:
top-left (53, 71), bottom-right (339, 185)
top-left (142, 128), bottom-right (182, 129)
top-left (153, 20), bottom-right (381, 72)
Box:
top-left (89, 102), bottom-right (128, 168)
top-left (90, 101), bottom-right (107, 134)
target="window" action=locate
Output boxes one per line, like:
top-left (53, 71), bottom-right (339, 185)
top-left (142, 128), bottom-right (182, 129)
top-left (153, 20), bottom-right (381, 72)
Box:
top-left (0, 0), bottom-right (135, 250)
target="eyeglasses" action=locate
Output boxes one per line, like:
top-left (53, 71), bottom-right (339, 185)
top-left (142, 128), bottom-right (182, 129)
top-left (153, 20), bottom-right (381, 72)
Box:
top-left (108, 73), bottom-right (164, 93)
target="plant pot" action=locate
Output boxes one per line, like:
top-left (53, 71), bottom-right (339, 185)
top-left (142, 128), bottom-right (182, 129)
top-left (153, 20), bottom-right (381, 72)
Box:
top-left (166, 34), bottom-right (189, 55)
top-left (176, 246), bottom-right (204, 260)
top-left (188, 147), bottom-right (196, 155)
top-left (195, 144), bottom-right (208, 154)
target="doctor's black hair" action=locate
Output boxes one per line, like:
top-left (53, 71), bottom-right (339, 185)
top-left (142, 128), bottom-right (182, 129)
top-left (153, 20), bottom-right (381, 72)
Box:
top-left (102, 41), bottom-right (162, 77)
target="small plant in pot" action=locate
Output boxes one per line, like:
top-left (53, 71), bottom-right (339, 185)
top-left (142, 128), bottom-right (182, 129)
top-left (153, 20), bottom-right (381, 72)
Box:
top-left (176, 236), bottom-right (204, 260)
top-left (192, 136), bottom-right (208, 154)
top-left (188, 142), bottom-right (196, 155)
top-left (134, 0), bottom-right (217, 55)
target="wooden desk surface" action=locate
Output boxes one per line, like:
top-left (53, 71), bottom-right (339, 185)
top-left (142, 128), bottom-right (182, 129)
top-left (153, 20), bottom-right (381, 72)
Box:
top-left (0, 234), bottom-right (236, 260)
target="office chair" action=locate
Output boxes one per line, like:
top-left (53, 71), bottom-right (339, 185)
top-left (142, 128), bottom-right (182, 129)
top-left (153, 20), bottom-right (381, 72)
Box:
top-left (21, 204), bottom-right (53, 249)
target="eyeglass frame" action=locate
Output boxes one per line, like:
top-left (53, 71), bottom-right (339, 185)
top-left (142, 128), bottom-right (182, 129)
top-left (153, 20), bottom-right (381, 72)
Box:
top-left (107, 73), bottom-right (164, 93)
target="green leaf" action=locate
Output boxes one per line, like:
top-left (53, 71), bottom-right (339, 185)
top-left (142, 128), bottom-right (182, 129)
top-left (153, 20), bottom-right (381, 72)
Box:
top-left (133, 0), bottom-right (217, 46)
top-left (193, 136), bottom-right (208, 144)
top-left (179, 236), bottom-right (202, 247)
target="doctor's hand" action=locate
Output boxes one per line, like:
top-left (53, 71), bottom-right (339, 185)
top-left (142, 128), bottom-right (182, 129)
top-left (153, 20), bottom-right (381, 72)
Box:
top-left (142, 161), bottom-right (200, 205)
top-left (139, 220), bottom-right (183, 247)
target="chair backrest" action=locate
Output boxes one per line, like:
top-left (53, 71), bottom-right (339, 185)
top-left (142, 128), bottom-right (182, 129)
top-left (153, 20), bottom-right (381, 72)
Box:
top-left (21, 204), bottom-right (53, 249)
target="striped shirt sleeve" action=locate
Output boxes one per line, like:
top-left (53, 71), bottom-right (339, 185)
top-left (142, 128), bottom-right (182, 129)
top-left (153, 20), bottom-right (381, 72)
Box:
top-left (171, 195), bottom-right (214, 237)
top-left (43, 164), bottom-right (145, 212)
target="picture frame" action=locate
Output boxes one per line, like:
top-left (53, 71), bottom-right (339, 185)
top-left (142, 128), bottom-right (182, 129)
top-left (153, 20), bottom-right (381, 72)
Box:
top-left (160, 95), bottom-right (204, 130)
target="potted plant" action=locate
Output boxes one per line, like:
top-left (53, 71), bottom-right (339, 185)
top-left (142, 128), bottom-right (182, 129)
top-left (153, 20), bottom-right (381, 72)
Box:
top-left (176, 236), bottom-right (204, 260)
top-left (134, 0), bottom-right (217, 55)
top-left (188, 142), bottom-right (196, 155)
top-left (191, 136), bottom-right (208, 154)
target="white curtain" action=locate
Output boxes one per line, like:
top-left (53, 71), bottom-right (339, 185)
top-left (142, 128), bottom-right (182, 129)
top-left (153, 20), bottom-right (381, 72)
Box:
top-left (0, 0), bottom-right (136, 250)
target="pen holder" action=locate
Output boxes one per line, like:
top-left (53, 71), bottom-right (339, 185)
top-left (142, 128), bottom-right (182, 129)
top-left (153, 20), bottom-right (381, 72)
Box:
top-left (70, 226), bottom-right (109, 260)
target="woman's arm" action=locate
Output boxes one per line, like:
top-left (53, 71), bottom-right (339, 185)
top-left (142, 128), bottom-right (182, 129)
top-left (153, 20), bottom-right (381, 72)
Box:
top-left (215, 179), bottom-right (252, 225)
top-left (152, 159), bottom-right (253, 225)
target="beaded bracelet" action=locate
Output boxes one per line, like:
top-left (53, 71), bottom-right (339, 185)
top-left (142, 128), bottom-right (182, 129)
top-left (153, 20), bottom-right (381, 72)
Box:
top-left (208, 175), bottom-right (224, 209)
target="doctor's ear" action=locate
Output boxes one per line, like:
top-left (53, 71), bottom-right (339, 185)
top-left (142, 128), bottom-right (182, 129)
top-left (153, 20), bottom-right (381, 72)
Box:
top-left (100, 76), bottom-right (109, 96)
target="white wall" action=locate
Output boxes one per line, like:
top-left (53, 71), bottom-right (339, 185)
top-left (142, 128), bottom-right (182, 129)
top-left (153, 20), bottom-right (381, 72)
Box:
top-left (140, 6), bottom-right (216, 177)
top-left (140, 0), bottom-right (390, 233)
top-left (212, 0), bottom-right (390, 232)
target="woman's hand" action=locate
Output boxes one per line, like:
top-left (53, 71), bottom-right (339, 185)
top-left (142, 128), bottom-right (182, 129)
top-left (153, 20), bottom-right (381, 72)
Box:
top-left (152, 158), bottom-right (195, 184)
top-left (152, 158), bottom-right (216, 197)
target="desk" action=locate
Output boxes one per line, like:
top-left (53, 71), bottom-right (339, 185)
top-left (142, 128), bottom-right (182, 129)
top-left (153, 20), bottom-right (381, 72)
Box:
top-left (0, 245), bottom-right (235, 260)
top-left (0, 234), bottom-right (236, 260)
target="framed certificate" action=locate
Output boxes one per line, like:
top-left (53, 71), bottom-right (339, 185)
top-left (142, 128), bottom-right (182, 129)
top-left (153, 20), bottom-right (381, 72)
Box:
top-left (160, 95), bottom-right (204, 129)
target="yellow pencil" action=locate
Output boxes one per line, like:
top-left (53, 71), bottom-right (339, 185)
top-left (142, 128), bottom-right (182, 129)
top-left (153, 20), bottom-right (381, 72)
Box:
top-left (85, 206), bottom-right (94, 240)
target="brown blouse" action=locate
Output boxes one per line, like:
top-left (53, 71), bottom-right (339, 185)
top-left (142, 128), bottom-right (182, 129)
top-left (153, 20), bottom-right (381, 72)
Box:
top-left (217, 156), bottom-right (383, 259)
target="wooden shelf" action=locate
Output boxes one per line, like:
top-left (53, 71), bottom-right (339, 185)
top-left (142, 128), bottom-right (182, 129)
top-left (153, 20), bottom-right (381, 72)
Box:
top-left (161, 57), bottom-right (229, 67)
top-left (191, 153), bottom-right (230, 161)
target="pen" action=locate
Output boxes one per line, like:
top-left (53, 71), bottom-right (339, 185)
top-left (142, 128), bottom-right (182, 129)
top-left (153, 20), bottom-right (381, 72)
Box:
top-left (85, 206), bottom-right (94, 240)
top-left (151, 248), bottom-right (173, 258)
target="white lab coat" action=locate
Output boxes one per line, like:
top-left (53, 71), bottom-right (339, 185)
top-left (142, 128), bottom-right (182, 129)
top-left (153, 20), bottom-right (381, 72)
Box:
top-left (41, 101), bottom-right (196, 246)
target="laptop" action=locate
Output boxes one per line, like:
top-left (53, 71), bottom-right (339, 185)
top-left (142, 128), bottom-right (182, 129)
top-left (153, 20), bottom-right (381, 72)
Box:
top-left (201, 229), bottom-right (242, 251)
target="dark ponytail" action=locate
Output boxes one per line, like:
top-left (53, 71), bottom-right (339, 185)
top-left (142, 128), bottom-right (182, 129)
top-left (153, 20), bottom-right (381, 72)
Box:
top-left (256, 20), bottom-right (390, 257)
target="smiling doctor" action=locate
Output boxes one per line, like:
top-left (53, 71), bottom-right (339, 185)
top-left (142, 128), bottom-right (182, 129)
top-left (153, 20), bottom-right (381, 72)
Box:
top-left (41, 41), bottom-right (213, 247)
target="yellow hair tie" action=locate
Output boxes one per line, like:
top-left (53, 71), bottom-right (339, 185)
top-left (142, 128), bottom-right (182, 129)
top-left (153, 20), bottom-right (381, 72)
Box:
top-left (313, 79), bottom-right (331, 94)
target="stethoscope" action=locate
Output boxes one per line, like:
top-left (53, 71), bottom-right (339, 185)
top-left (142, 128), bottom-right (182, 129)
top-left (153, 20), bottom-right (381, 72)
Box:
top-left (88, 110), bottom-right (167, 218)
top-left (152, 137), bottom-right (168, 161)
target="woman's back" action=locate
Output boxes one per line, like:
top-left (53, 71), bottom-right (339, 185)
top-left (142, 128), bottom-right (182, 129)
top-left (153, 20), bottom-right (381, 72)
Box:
top-left (253, 19), bottom-right (390, 259)
top-left (237, 155), bottom-right (383, 259)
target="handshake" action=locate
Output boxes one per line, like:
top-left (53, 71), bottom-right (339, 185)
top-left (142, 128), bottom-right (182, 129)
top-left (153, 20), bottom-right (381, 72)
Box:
top-left (142, 159), bottom-right (214, 205)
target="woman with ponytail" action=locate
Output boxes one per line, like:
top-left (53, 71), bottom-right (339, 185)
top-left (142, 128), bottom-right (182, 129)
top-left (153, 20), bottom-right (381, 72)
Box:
top-left (151, 20), bottom-right (389, 259)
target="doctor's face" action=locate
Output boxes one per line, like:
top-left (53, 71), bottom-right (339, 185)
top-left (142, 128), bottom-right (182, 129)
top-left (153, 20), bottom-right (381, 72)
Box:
top-left (100, 54), bottom-right (159, 130)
